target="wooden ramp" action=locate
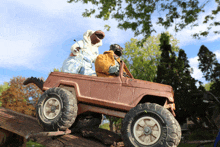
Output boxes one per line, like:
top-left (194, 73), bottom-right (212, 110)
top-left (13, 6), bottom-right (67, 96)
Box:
top-left (0, 107), bottom-right (123, 147)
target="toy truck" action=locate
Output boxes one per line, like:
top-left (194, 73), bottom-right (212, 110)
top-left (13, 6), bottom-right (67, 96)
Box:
top-left (24, 61), bottom-right (181, 147)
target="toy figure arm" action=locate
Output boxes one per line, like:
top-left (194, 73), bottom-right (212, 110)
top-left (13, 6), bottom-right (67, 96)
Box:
top-left (70, 41), bottom-right (84, 56)
top-left (108, 61), bottom-right (120, 76)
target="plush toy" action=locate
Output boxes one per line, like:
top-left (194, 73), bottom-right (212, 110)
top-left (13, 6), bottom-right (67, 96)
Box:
top-left (95, 44), bottom-right (129, 77)
top-left (62, 30), bottom-right (105, 76)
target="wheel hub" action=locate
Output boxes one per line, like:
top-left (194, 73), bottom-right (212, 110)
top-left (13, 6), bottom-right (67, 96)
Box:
top-left (133, 116), bottom-right (161, 145)
top-left (43, 98), bottom-right (61, 119)
top-left (51, 106), bottom-right (56, 112)
top-left (144, 126), bottom-right (152, 135)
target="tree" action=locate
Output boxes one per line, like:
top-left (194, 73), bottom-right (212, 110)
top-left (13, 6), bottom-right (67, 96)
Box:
top-left (156, 33), bottom-right (210, 127)
top-left (203, 82), bottom-right (214, 91)
top-left (0, 76), bottom-right (43, 116)
top-left (104, 115), bottom-right (122, 132)
top-left (198, 45), bottom-right (219, 81)
top-left (121, 32), bottom-right (179, 82)
top-left (198, 45), bottom-right (220, 96)
top-left (105, 32), bottom-right (179, 131)
top-left (68, 0), bottom-right (220, 44)
top-left (0, 82), bottom-right (10, 106)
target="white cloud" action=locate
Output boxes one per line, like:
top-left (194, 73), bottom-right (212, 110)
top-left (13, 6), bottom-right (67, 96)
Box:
top-left (188, 49), bottom-right (220, 84)
top-left (13, 0), bottom-right (219, 48)
top-left (0, 39), bottom-right (46, 70)
top-left (1, 0), bottom-right (219, 74)
top-left (189, 56), bottom-right (204, 81)
top-left (152, 20), bottom-right (220, 48)
top-left (214, 50), bottom-right (220, 61)
top-left (102, 22), bottom-right (134, 45)
top-left (150, 1), bottom-right (220, 47)
top-left (7, 0), bottom-right (75, 14)
top-left (189, 56), bottom-right (199, 68)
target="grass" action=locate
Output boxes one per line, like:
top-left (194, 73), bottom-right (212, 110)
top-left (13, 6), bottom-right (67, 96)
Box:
top-left (26, 141), bottom-right (45, 147)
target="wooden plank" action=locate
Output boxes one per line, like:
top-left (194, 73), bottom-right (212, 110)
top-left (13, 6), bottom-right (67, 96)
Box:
top-left (0, 107), bottom-right (124, 147)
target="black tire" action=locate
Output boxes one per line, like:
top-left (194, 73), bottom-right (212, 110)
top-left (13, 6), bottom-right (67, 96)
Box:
top-left (121, 103), bottom-right (179, 147)
top-left (71, 112), bottom-right (103, 131)
top-left (36, 87), bottom-right (78, 131)
top-left (23, 77), bottom-right (44, 90)
top-left (174, 118), bottom-right (181, 145)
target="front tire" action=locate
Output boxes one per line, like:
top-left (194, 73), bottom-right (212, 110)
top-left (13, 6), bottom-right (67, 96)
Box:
top-left (121, 103), bottom-right (180, 147)
top-left (36, 87), bottom-right (78, 131)
top-left (174, 118), bottom-right (181, 145)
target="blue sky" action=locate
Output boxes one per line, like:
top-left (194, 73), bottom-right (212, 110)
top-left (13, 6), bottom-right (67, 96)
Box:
top-left (0, 0), bottom-right (220, 86)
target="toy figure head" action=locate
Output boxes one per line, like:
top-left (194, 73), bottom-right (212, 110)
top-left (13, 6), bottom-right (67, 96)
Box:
top-left (90, 30), bottom-right (105, 45)
top-left (110, 44), bottom-right (123, 57)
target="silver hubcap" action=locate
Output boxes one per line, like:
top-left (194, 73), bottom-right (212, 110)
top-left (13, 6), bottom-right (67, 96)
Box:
top-left (43, 98), bottom-right (61, 119)
top-left (133, 116), bottom-right (161, 145)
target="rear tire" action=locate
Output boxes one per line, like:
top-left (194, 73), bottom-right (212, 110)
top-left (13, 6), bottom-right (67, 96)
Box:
top-left (71, 112), bottom-right (103, 131)
top-left (36, 87), bottom-right (78, 131)
top-left (121, 103), bottom-right (180, 147)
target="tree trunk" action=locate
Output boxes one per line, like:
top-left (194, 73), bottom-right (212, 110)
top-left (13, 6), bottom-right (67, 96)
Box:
top-left (109, 116), bottom-right (113, 132)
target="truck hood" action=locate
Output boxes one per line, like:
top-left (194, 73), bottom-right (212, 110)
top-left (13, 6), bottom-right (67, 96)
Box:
top-left (125, 78), bottom-right (173, 92)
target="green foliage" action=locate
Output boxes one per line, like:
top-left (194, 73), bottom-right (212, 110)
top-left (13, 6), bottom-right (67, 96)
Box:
top-left (121, 32), bottom-right (179, 82)
top-left (49, 68), bottom-right (62, 75)
top-left (26, 141), bottom-right (45, 147)
top-left (187, 129), bottom-right (216, 141)
top-left (156, 33), bottom-right (208, 125)
top-left (198, 45), bottom-right (219, 81)
top-left (203, 82), bottom-right (214, 91)
top-left (68, 0), bottom-right (220, 44)
top-left (99, 123), bottom-right (110, 130)
top-left (0, 82), bottom-right (10, 107)
top-left (104, 115), bottom-right (122, 132)
top-left (53, 68), bottom-right (62, 72)
top-left (198, 45), bottom-right (220, 97)
top-left (104, 24), bottom-right (111, 31)
top-left (0, 76), bottom-right (43, 116)
top-left (0, 82), bottom-right (10, 96)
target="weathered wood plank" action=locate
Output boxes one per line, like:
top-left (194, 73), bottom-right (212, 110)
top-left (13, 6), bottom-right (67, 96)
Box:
top-left (0, 107), bottom-right (124, 147)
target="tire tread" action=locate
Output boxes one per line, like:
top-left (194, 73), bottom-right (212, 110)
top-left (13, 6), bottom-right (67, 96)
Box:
top-left (121, 103), bottom-right (181, 147)
top-left (36, 87), bottom-right (78, 131)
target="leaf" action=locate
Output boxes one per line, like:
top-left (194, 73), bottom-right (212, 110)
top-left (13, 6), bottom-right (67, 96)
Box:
top-left (104, 25), bottom-right (111, 31)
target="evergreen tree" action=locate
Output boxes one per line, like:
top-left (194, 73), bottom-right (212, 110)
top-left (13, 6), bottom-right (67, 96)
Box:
top-left (198, 45), bottom-right (220, 97)
top-left (156, 33), bottom-right (208, 127)
top-left (198, 45), bottom-right (219, 81)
